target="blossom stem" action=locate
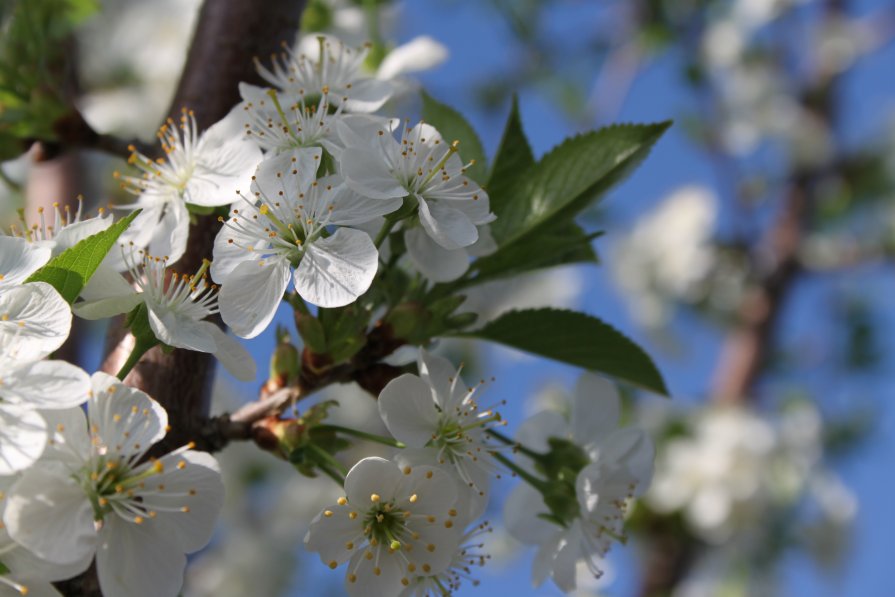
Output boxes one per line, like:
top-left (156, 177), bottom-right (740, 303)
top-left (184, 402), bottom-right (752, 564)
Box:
top-left (373, 219), bottom-right (396, 248)
top-left (317, 424), bottom-right (405, 449)
top-left (492, 452), bottom-right (550, 492)
top-left (116, 336), bottom-right (160, 381)
top-left (486, 429), bottom-right (545, 461)
top-left (307, 443), bottom-right (349, 477)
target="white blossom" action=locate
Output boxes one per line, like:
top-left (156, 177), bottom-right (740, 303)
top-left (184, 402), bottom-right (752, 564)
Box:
top-left (212, 150), bottom-right (398, 337)
top-left (505, 375), bottom-right (654, 591)
top-left (4, 373), bottom-right (224, 597)
top-left (0, 237), bottom-right (50, 290)
top-left (257, 35), bottom-right (394, 113)
top-left (378, 349), bottom-right (500, 506)
top-left (305, 457), bottom-right (462, 597)
top-left (116, 108), bottom-right (262, 263)
top-left (338, 120), bottom-right (494, 280)
top-left (73, 251), bottom-right (255, 381)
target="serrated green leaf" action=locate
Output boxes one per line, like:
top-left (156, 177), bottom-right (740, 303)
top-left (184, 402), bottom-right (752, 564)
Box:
top-left (421, 91), bottom-right (487, 184)
top-left (455, 308), bottom-right (668, 395)
top-left (25, 210), bottom-right (140, 303)
top-left (467, 221), bottom-right (600, 286)
top-left (490, 122), bottom-right (671, 247)
top-left (487, 95), bottom-right (534, 208)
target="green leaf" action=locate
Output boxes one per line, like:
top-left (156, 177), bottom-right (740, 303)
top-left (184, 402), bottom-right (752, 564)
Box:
top-left (490, 121), bottom-right (671, 247)
top-left (455, 308), bottom-right (668, 395)
top-left (25, 210), bottom-right (140, 303)
top-left (421, 91), bottom-right (487, 184)
top-left (467, 221), bottom-right (600, 286)
top-left (487, 95), bottom-right (534, 207)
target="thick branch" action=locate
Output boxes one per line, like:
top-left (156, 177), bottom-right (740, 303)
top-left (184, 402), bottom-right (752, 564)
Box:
top-left (100, 0), bottom-right (307, 456)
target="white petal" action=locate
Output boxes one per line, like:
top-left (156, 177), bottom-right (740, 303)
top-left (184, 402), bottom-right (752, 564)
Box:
top-left (304, 503), bottom-right (365, 566)
top-left (344, 546), bottom-right (404, 597)
top-left (50, 214), bottom-right (113, 254)
top-left (417, 196), bottom-right (477, 250)
top-left (89, 372), bottom-right (167, 456)
top-left (147, 307), bottom-right (216, 353)
top-left (207, 324), bottom-right (256, 381)
top-left (378, 374), bottom-right (440, 448)
top-left (252, 147), bottom-right (319, 197)
top-left (572, 374), bottom-right (620, 444)
top-left (0, 359), bottom-right (90, 409)
top-left (149, 202), bottom-right (190, 264)
top-left (532, 535), bottom-right (562, 587)
top-left (139, 450), bottom-right (223, 553)
top-left (377, 36), bottom-right (448, 80)
top-left (5, 468), bottom-right (97, 566)
top-left (73, 292), bottom-right (143, 320)
top-left (342, 78), bottom-right (394, 113)
top-left (218, 258), bottom-right (291, 339)
top-left (186, 109), bottom-right (263, 208)
top-left (503, 483), bottom-right (557, 546)
top-left (295, 228), bottom-right (378, 308)
top-left (551, 523), bottom-right (582, 593)
top-left (210, 207), bottom-right (265, 282)
top-left (39, 407), bottom-right (91, 468)
top-left (416, 348), bottom-right (463, 410)
top-left (340, 147), bottom-right (407, 200)
top-left (96, 520), bottom-right (186, 597)
top-left (327, 183), bottom-right (402, 226)
top-left (516, 411), bottom-right (568, 454)
top-left (0, 237), bottom-right (50, 287)
top-left (78, 266), bottom-right (137, 301)
top-left (344, 457), bottom-right (402, 505)
top-left (0, 406), bottom-right (47, 474)
top-left (399, 465), bottom-right (459, 519)
top-left (405, 227), bottom-right (469, 282)
top-left (0, 282), bottom-right (71, 362)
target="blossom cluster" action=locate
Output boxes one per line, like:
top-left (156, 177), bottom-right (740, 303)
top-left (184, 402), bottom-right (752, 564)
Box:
top-left (0, 238), bottom-right (224, 597)
top-left (0, 32), bottom-right (657, 597)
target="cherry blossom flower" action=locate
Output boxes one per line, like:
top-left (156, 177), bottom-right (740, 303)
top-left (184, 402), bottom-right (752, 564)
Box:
top-left (378, 349), bottom-right (501, 506)
top-left (257, 35), bottom-right (394, 113)
top-left (4, 372), bottom-right (224, 597)
top-left (504, 374), bottom-right (654, 591)
top-left (338, 120), bottom-right (494, 280)
top-left (399, 521), bottom-right (492, 597)
top-left (304, 457), bottom-right (461, 597)
top-left (116, 108), bottom-right (261, 263)
top-left (73, 252), bottom-right (255, 381)
top-left (212, 150), bottom-right (399, 338)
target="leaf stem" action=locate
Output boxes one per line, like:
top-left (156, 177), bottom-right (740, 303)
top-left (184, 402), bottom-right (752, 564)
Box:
top-left (487, 429), bottom-right (544, 461)
top-left (116, 336), bottom-right (159, 381)
top-left (374, 219), bottom-right (396, 248)
top-left (307, 443), bottom-right (349, 477)
top-left (492, 452), bottom-right (549, 492)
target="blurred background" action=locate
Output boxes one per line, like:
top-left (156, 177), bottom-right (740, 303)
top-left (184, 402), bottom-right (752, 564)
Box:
top-left (2, 0), bottom-right (894, 595)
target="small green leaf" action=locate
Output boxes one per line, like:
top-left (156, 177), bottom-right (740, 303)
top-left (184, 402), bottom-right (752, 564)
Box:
top-left (25, 210), bottom-right (140, 303)
top-left (491, 122), bottom-right (671, 247)
top-left (487, 95), bottom-right (534, 208)
top-left (455, 308), bottom-right (668, 395)
top-left (467, 221), bottom-right (600, 286)
top-left (421, 91), bottom-right (487, 184)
